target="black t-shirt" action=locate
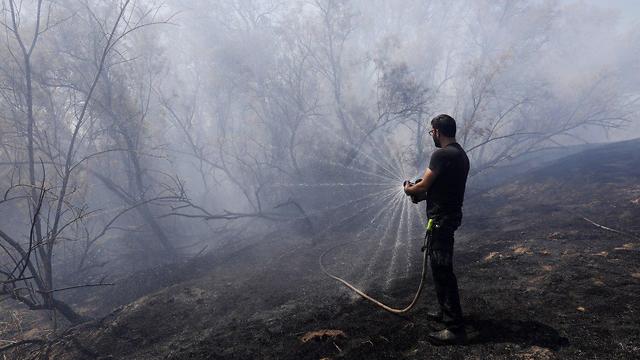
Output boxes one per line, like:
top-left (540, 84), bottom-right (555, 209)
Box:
top-left (426, 143), bottom-right (469, 219)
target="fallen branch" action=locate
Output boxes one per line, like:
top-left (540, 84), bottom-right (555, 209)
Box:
top-left (582, 217), bottom-right (640, 241)
top-left (161, 208), bottom-right (290, 222)
top-left (0, 339), bottom-right (46, 352)
top-left (0, 276), bottom-right (34, 285)
top-left (35, 282), bottom-right (115, 294)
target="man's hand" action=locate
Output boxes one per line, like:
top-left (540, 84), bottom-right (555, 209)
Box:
top-left (403, 180), bottom-right (413, 195)
top-left (405, 167), bottom-right (438, 199)
top-left (403, 180), bottom-right (426, 203)
top-left (404, 179), bottom-right (420, 195)
top-left (410, 192), bottom-right (427, 203)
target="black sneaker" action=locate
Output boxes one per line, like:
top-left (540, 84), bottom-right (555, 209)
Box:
top-left (427, 328), bottom-right (467, 345)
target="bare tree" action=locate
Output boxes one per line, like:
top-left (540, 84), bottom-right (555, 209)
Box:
top-left (0, 0), bottom-right (175, 324)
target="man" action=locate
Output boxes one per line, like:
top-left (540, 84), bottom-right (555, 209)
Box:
top-left (403, 114), bottom-right (470, 345)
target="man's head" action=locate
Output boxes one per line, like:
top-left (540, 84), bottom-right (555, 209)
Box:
top-left (429, 114), bottom-right (456, 148)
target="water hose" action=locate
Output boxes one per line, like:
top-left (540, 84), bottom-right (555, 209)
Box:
top-left (319, 219), bottom-right (433, 314)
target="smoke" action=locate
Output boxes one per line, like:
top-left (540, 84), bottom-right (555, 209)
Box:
top-left (0, 0), bottom-right (638, 286)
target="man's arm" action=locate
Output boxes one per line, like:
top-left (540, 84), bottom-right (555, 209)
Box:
top-left (404, 166), bottom-right (438, 196)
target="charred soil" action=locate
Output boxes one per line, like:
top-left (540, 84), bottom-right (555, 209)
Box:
top-left (6, 139), bottom-right (640, 359)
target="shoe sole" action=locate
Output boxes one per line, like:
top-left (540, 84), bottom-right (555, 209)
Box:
top-left (427, 331), bottom-right (467, 346)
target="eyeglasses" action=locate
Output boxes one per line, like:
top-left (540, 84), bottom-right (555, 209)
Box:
top-left (428, 129), bottom-right (436, 136)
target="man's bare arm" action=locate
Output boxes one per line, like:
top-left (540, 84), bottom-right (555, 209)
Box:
top-left (404, 167), bottom-right (438, 195)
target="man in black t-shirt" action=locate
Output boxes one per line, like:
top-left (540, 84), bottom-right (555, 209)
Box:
top-left (404, 114), bottom-right (469, 345)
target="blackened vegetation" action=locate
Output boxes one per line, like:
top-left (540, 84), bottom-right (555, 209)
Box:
top-left (5, 140), bottom-right (639, 359)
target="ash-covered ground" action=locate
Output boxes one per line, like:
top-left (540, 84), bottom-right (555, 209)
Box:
top-left (5, 139), bottom-right (640, 359)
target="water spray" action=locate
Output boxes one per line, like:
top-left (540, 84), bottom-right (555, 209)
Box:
top-left (319, 187), bottom-right (434, 314)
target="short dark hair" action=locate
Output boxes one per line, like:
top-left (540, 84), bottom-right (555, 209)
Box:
top-left (430, 114), bottom-right (456, 137)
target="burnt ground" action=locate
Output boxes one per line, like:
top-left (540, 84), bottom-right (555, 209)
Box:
top-left (5, 139), bottom-right (640, 359)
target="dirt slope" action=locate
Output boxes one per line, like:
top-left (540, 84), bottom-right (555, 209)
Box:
top-left (8, 139), bottom-right (640, 359)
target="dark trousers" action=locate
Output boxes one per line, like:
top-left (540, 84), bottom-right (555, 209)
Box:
top-left (430, 250), bottom-right (463, 327)
top-left (428, 221), bottom-right (463, 328)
